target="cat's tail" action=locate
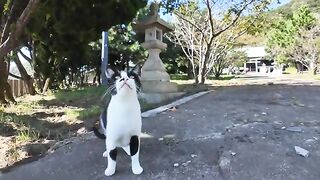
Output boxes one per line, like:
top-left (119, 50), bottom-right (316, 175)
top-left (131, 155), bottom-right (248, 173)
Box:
top-left (92, 109), bottom-right (107, 139)
top-left (92, 127), bottom-right (106, 139)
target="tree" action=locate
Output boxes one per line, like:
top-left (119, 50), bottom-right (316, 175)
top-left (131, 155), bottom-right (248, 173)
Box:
top-left (25, 0), bottom-right (147, 91)
top-left (213, 49), bottom-right (247, 78)
top-left (266, 6), bottom-right (319, 74)
top-left (168, 0), bottom-right (271, 83)
top-left (0, 0), bottom-right (40, 104)
top-left (294, 24), bottom-right (320, 74)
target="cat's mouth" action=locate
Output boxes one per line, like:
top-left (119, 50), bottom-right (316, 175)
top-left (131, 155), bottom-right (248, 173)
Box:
top-left (120, 83), bottom-right (132, 90)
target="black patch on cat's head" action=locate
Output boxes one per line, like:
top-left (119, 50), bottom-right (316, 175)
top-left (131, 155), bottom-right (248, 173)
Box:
top-left (105, 66), bottom-right (141, 95)
top-left (127, 71), bottom-right (141, 91)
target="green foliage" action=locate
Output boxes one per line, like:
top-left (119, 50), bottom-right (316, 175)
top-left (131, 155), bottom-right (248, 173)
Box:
top-left (275, 0), bottom-right (320, 15)
top-left (25, 0), bottom-right (147, 89)
top-left (226, 50), bottom-right (247, 68)
top-left (266, 6), bottom-right (316, 64)
top-left (108, 23), bottom-right (147, 68)
top-left (162, 37), bottom-right (188, 74)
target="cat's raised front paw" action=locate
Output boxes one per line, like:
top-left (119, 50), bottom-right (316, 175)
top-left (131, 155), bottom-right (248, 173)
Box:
top-left (102, 151), bottom-right (108, 157)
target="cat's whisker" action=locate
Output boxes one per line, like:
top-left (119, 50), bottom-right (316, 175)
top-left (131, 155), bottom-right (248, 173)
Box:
top-left (100, 85), bottom-right (116, 101)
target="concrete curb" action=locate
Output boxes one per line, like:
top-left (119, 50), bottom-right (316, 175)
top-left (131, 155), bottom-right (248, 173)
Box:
top-left (141, 90), bottom-right (213, 118)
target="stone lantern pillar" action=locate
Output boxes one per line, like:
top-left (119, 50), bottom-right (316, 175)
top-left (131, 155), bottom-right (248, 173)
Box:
top-left (133, 3), bottom-right (181, 103)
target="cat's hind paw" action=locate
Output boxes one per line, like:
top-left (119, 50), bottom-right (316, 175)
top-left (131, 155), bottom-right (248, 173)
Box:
top-left (132, 165), bottom-right (143, 175)
top-left (105, 167), bottom-right (116, 176)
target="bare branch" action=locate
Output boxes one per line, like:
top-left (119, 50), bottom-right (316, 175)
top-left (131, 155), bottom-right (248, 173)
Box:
top-left (213, 0), bottom-right (255, 38)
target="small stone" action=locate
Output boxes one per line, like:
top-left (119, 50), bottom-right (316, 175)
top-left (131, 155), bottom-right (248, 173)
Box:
top-left (274, 121), bottom-right (283, 125)
top-left (294, 146), bottom-right (310, 157)
top-left (158, 138), bottom-right (164, 141)
top-left (306, 139), bottom-right (315, 143)
top-left (173, 163), bottom-right (179, 167)
top-left (169, 106), bottom-right (178, 112)
top-left (182, 161), bottom-right (191, 166)
top-left (286, 127), bottom-right (303, 132)
top-left (281, 126), bottom-right (286, 130)
top-left (191, 154), bottom-right (197, 158)
top-left (182, 162), bottom-right (187, 166)
top-left (273, 93), bottom-right (283, 99)
top-left (77, 127), bottom-right (87, 134)
top-left (261, 112), bottom-right (267, 115)
top-left (230, 152), bottom-right (236, 156)
top-left (219, 157), bottom-right (231, 168)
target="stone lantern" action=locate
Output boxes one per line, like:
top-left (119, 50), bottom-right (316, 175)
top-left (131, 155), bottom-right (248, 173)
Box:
top-left (133, 3), bottom-right (181, 103)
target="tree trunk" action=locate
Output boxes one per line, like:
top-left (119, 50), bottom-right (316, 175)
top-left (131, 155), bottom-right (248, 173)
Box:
top-left (42, 78), bottom-right (51, 94)
top-left (199, 73), bottom-right (205, 84)
top-left (95, 69), bottom-right (101, 85)
top-left (215, 72), bottom-right (221, 79)
top-left (5, 82), bottom-right (16, 103)
top-left (309, 60), bottom-right (317, 75)
top-left (13, 56), bottom-right (36, 95)
top-left (187, 61), bottom-right (193, 79)
top-left (0, 60), bottom-right (8, 104)
top-left (0, 60), bottom-right (16, 104)
top-left (0, 0), bottom-right (40, 104)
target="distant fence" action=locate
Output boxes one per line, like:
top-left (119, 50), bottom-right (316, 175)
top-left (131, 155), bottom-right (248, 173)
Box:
top-left (8, 79), bottom-right (29, 97)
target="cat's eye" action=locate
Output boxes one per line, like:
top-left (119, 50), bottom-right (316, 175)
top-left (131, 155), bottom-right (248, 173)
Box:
top-left (130, 76), bottom-right (135, 79)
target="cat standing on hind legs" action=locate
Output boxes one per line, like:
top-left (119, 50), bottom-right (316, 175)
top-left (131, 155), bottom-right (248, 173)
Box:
top-left (93, 67), bottom-right (143, 176)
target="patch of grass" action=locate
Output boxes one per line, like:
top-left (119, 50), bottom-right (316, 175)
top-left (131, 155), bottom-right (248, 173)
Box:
top-left (53, 86), bottom-right (106, 103)
top-left (65, 105), bottom-right (102, 120)
top-left (79, 105), bottom-right (102, 119)
top-left (6, 146), bottom-right (20, 162)
top-left (284, 66), bottom-right (297, 74)
top-left (170, 74), bottom-right (190, 80)
top-left (16, 128), bottom-right (40, 142)
top-left (314, 75), bottom-right (320, 80)
top-left (208, 75), bottom-right (235, 80)
top-left (139, 98), bottom-right (158, 111)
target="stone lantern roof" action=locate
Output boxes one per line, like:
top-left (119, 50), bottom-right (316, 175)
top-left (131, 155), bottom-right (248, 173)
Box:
top-left (133, 3), bottom-right (174, 34)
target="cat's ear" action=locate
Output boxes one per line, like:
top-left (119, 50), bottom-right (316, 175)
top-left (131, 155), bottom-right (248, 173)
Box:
top-left (105, 68), bottom-right (115, 79)
top-left (130, 64), bottom-right (141, 76)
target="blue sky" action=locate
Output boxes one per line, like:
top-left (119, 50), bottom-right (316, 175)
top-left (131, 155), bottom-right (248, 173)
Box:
top-left (158, 0), bottom-right (292, 21)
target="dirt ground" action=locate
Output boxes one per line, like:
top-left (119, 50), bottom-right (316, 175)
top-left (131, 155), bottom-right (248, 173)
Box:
top-left (1, 75), bottom-right (320, 180)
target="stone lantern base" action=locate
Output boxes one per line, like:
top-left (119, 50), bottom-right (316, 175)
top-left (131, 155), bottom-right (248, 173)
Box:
top-left (139, 41), bottom-right (183, 104)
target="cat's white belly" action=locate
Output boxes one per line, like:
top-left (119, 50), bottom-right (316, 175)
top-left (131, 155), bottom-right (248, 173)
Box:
top-left (106, 98), bottom-right (141, 147)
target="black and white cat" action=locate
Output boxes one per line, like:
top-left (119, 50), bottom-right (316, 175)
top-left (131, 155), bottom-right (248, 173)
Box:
top-left (93, 67), bottom-right (143, 176)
